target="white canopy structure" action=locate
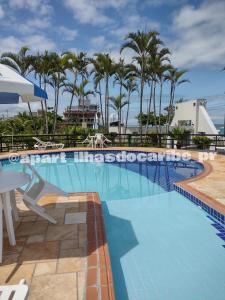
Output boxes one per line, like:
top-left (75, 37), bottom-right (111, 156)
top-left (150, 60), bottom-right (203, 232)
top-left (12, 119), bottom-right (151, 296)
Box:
top-left (0, 63), bottom-right (47, 103)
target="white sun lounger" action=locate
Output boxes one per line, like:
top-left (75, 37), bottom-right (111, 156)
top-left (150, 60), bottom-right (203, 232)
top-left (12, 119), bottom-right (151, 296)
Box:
top-left (0, 279), bottom-right (28, 300)
top-left (33, 137), bottom-right (64, 150)
top-left (17, 163), bottom-right (68, 224)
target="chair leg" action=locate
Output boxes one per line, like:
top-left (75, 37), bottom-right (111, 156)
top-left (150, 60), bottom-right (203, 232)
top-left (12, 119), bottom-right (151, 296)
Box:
top-left (2, 192), bottom-right (16, 246)
top-left (10, 191), bottom-right (19, 222)
top-left (0, 196), bottom-right (3, 263)
top-left (24, 202), bottom-right (57, 224)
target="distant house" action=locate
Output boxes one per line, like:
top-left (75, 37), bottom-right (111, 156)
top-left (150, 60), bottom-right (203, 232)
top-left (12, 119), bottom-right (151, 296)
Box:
top-left (171, 99), bottom-right (218, 134)
top-left (64, 99), bottom-right (100, 128)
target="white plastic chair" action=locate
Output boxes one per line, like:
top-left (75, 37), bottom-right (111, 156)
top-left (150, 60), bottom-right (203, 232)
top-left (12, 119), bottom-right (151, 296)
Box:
top-left (94, 133), bottom-right (111, 148)
top-left (0, 279), bottom-right (28, 300)
top-left (82, 135), bottom-right (94, 148)
top-left (33, 137), bottom-right (64, 150)
top-left (17, 164), bottom-right (68, 224)
top-left (0, 161), bottom-right (19, 222)
top-left (0, 162), bottom-right (20, 263)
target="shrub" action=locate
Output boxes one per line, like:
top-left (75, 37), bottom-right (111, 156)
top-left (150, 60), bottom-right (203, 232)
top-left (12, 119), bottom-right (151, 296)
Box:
top-left (169, 127), bottom-right (190, 149)
top-left (192, 136), bottom-right (211, 149)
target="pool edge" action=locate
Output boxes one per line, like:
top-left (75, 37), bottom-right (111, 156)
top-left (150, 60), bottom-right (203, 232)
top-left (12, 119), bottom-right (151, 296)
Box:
top-left (86, 192), bottom-right (115, 300)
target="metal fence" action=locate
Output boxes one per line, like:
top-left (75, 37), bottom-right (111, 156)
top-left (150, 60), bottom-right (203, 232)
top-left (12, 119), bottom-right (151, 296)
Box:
top-left (0, 133), bottom-right (225, 152)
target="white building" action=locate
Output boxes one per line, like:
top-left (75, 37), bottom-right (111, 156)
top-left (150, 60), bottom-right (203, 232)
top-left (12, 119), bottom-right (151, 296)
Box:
top-left (171, 99), bottom-right (218, 134)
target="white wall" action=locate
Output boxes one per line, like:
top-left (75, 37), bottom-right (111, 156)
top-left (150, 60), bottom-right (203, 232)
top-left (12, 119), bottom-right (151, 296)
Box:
top-left (171, 99), bottom-right (217, 135)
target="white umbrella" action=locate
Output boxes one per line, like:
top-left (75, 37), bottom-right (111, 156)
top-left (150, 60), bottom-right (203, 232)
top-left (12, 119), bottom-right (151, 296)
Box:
top-left (0, 63), bottom-right (48, 103)
top-left (0, 63), bottom-right (48, 151)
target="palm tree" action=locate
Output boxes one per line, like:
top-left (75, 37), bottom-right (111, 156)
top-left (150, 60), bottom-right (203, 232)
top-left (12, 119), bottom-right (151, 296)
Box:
top-left (74, 79), bottom-right (94, 123)
top-left (109, 94), bottom-right (128, 135)
top-left (63, 82), bottom-right (78, 122)
top-left (46, 54), bottom-right (66, 134)
top-left (157, 63), bottom-right (171, 133)
top-left (61, 51), bottom-right (79, 117)
top-left (114, 59), bottom-right (135, 97)
top-left (31, 52), bottom-right (49, 133)
top-left (165, 68), bottom-right (190, 132)
top-left (91, 56), bottom-right (105, 126)
top-left (93, 53), bottom-right (115, 131)
top-left (41, 51), bottom-right (66, 134)
top-left (120, 31), bottom-right (161, 137)
top-left (145, 45), bottom-right (170, 133)
top-left (0, 46), bottom-right (32, 76)
top-left (0, 46), bottom-right (36, 128)
top-left (123, 77), bottom-right (138, 134)
top-left (76, 52), bottom-right (89, 80)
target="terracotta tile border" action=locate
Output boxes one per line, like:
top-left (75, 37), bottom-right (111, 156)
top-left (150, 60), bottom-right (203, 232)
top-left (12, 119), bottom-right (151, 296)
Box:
top-left (86, 192), bottom-right (115, 300)
top-left (175, 161), bottom-right (225, 216)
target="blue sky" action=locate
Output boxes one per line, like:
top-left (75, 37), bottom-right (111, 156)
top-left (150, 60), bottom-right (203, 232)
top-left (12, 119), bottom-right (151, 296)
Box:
top-left (0, 0), bottom-right (225, 124)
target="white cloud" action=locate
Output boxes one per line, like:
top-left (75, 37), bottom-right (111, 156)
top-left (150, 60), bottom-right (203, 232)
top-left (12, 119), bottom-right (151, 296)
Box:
top-left (0, 35), bottom-right (55, 54)
top-left (145, 0), bottom-right (186, 7)
top-left (171, 0), bottom-right (225, 68)
top-left (90, 36), bottom-right (106, 47)
top-left (90, 35), bottom-right (117, 52)
top-left (64, 0), bottom-right (110, 25)
top-left (8, 0), bottom-right (53, 16)
top-left (16, 18), bottom-right (51, 34)
top-left (110, 14), bottom-right (160, 39)
top-left (0, 5), bottom-right (4, 19)
top-left (25, 35), bottom-right (55, 52)
top-left (64, 0), bottom-right (129, 26)
top-left (58, 26), bottom-right (78, 42)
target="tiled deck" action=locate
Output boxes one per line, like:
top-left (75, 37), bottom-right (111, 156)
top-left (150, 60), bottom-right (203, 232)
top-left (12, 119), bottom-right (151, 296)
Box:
top-left (0, 192), bottom-right (114, 300)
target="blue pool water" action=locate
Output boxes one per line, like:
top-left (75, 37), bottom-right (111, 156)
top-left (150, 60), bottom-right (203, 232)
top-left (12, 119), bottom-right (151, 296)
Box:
top-left (2, 151), bottom-right (225, 300)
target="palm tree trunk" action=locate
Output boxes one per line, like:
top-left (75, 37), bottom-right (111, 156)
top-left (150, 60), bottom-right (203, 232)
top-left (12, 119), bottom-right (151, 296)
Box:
top-left (82, 95), bottom-right (85, 122)
top-left (68, 93), bottom-right (74, 121)
top-left (118, 110), bottom-right (120, 135)
top-left (146, 81), bottom-right (153, 132)
top-left (99, 82), bottom-right (104, 126)
top-left (40, 101), bottom-right (45, 133)
top-left (159, 81), bottom-right (163, 134)
top-left (69, 75), bottom-right (78, 123)
top-left (125, 90), bottom-right (131, 134)
top-left (119, 83), bottom-right (122, 137)
top-left (44, 98), bottom-right (48, 134)
top-left (39, 75), bottom-right (47, 134)
top-left (44, 79), bottom-right (49, 134)
top-left (167, 83), bottom-right (174, 133)
top-left (53, 88), bottom-right (59, 134)
top-left (105, 77), bottom-right (109, 131)
top-left (140, 76), bottom-right (145, 139)
top-left (27, 102), bottom-right (37, 135)
top-left (153, 81), bottom-right (158, 134)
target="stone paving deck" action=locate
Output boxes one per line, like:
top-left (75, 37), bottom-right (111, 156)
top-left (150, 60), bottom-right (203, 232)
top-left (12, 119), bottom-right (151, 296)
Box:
top-left (0, 193), bottom-right (87, 300)
top-left (0, 191), bottom-right (114, 300)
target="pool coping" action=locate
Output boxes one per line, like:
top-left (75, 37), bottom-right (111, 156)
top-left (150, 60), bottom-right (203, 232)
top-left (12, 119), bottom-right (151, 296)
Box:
top-left (86, 192), bottom-right (115, 300)
top-left (174, 160), bottom-right (225, 224)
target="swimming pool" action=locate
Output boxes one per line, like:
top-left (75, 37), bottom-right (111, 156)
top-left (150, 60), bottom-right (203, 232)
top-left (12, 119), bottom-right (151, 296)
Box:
top-left (2, 150), bottom-right (225, 300)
